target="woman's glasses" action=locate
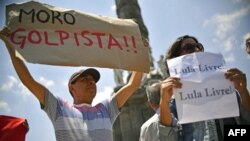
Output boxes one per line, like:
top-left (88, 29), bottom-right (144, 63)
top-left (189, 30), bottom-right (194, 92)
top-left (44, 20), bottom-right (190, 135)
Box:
top-left (179, 43), bottom-right (204, 53)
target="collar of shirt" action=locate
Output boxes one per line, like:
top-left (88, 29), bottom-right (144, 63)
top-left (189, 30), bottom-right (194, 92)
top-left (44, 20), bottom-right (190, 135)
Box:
top-left (74, 103), bottom-right (91, 107)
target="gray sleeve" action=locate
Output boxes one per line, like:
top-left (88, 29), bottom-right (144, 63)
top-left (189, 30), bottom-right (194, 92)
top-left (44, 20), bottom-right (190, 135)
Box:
top-left (41, 89), bottom-right (58, 123)
top-left (140, 116), bottom-right (179, 141)
top-left (107, 96), bottom-right (120, 124)
top-left (158, 117), bottom-right (179, 141)
top-left (139, 122), bottom-right (158, 141)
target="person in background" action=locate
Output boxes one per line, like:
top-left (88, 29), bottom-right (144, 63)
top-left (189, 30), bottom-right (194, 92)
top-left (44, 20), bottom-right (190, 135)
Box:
top-left (141, 35), bottom-right (250, 141)
top-left (245, 37), bottom-right (250, 54)
top-left (139, 80), bottom-right (179, 141)
top-left (0, 26), bottom-right (144, 141)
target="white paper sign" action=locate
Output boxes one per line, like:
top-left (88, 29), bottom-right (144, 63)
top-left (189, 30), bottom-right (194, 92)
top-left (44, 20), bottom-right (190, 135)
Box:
top-left (167, 52), bottom-right (239, 124)
top-left (5, 1), bottom-right (150, 72)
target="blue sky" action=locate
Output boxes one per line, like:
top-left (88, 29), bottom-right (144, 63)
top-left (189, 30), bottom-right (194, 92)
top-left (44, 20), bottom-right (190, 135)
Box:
top-left (0, 0), bottom-right (250, 141)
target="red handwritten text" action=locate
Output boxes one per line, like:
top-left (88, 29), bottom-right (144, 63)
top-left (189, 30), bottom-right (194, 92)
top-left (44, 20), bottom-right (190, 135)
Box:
top-left (10, 28), bottom-right (139, 53)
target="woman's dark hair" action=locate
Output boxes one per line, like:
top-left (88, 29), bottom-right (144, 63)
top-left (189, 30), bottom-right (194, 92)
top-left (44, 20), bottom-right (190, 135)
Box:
top-left (165, 35), bottom-right (199, 60)
top-left (164, 35), bottom-right (203, 75)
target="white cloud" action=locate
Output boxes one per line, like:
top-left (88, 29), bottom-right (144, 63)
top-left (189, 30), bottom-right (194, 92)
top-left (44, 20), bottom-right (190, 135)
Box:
top-left (0, 76), bottom-right (18, 91)
top-left (17, 82), bottom-right (32, 97)
top-left (0, 100), bottom-right (11, 113)
top-left (0, 75), bottom-right (54, 98)
top-left (38, 76), bottom-right (54, 87)
top-left (224, 53), bottom-right (235, 62)
top-left (0, 75), bottom-right (31, 97)
top-left (203, 5), bottom-right (250, 39)
top-left (243, 32), bottom-right (250, 40)
top-left (92, 86), bottom-right (113, 105)
top-left (62, 80), bottom-right (68, 87)
top-left (247, 55), bottom-right (250, 60)
top-left (111, 4), bottom-right (116, 11)
top-left (223, 36), bottom-right (235, 52)
top-left (17, 76), bottom-right (55, 97)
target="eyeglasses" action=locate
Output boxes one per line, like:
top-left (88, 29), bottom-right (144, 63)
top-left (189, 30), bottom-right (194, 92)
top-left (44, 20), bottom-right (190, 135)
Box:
top-left (179, 43), bottom-right (204, 54)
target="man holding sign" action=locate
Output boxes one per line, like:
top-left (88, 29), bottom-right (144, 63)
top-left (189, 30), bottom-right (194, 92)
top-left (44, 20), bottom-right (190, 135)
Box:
top-left (1, 1), bottom-right (150, 140)
top-left (140, 35), bottom-right (250, 141)
top-left (0, 24), bottom-right (144, 141)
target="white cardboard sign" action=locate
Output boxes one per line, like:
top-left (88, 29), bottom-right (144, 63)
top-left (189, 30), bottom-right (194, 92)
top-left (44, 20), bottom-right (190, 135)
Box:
top-left (6, 1), bottom-right (150, 72)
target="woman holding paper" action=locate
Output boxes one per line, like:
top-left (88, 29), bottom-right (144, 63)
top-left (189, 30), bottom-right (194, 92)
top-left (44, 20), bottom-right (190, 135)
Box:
top-left (140, 35), bottom-right (250, 141)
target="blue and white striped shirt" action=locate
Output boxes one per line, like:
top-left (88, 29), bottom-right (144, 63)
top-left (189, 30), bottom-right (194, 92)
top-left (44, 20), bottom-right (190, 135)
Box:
top-left (42, 90), bottom-right (120, 141)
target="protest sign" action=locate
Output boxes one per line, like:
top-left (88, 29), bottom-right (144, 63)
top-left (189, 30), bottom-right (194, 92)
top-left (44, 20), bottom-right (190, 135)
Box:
top-left (6, 1), bottom-right (150, 72)
top-left (167, 52), bottom-right (239, 124)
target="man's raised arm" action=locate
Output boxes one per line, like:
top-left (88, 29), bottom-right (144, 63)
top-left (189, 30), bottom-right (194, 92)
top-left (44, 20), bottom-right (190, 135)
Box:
top-left (0, 26), bottom-right (46, 105)
top-left (113, 71), bottom-right (143, 108)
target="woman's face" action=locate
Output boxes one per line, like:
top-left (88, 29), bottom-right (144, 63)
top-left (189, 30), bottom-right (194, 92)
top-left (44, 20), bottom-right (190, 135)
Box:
top-left (178, 38), bottom-right (203, 56)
